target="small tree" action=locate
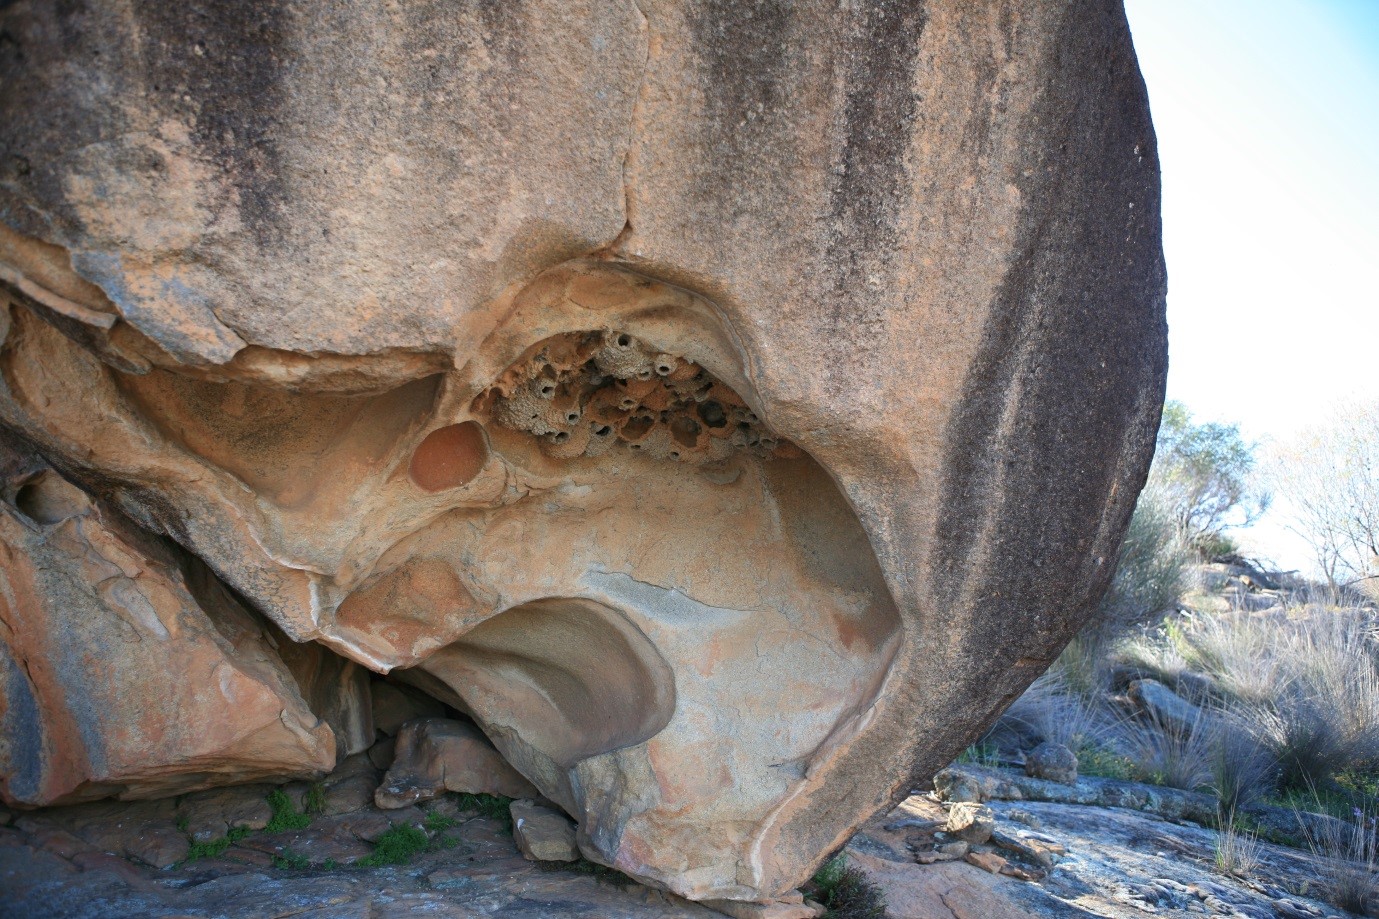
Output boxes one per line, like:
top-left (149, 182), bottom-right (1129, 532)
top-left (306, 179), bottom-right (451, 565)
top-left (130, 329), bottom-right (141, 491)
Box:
top-left (1150, 401), bottom-right (1269, 556)
top-left (1096, 483), bottom-right (1195, 636)
top-left (1268, 401), bottom-right (1379, 595)
top-left (1084, 402), bottom-right (1262, 642)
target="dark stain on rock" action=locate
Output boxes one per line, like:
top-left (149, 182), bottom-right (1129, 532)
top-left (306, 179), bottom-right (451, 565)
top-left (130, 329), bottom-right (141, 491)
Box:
top-left (690, 0), bottom-right (792, 125)
top-left (807, 1), bottom-right (927, 394)
top-left (130, 0), bottom-right (291, 243)
top-left (686, 0), bottom-right (793, 210)
top-left (928, 0), bottom-right (1167, 704)
top-left (823, 1), bottom-right (927, 299)
top-left (0, 2), bottom-right (131, 242)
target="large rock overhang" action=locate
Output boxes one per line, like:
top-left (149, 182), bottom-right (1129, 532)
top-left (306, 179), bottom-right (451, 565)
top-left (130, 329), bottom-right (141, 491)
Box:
top-left (0, 0), bottom-right (1166, 902)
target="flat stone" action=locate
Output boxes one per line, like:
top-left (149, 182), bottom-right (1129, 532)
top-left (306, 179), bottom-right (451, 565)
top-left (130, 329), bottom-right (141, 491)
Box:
top-left (22, 823), bottom-right (94, 860)
top-left (701, 898), bottom-right (825, 919)
top-left (125, 827), bottom-right (190, 868)
top-left (946, 802), bottom-right (996, 845)
top-left (322, 772), bottom-right (379, 817)
top-left (965, 851), bottom-right (1009, 875)
top-left (375, 719), bottom-right (537, 809)
top-left (338, 812), bottom-right (394, 843)
top-left (510, 800), bottom-right (578, 862)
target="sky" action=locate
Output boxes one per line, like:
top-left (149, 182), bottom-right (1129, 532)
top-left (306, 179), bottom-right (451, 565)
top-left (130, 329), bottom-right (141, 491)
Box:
top-left (1122, 0), bottom-right (1379, 570)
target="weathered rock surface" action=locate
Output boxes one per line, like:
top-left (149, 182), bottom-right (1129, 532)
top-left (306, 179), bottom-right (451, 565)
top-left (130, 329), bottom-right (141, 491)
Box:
top-left (0, 444), bottom-right (343, 807)
top-left (375, 719), bottom-right (538, 808)
top-left (0, 0), bottom-right (1166, 902)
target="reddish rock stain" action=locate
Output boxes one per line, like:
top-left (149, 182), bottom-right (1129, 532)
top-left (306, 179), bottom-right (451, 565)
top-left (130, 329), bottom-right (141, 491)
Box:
top-left (409, 422), bottom-right (488, 491)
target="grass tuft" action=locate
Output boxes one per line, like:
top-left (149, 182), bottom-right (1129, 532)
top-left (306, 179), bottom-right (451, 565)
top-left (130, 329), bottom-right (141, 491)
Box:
top-left (303, 782), bottom-right (327, 816)
top-left (956, 742), bottom-right (1000, 767)
top-left (453, 792), bottom-right (515, 830)
top-left (271, 848), bottom-right (311, 870)
top-left (1121, 711), bottom-right (1219, 792)
top-left (1214, 812), bottom-right (1262, 879)
top-left (264, 788), bottom-right (312, 833)
top-left (1297, 799), bottom-right (1379, 915)
top-left (357, 824), bottom-right (431, 867)
top-left (424, 811), bottom-right (460, 833)
top-left (182, 826), bottom-right (251, 863)
top-left (808, 854), bottom-right (887, 919)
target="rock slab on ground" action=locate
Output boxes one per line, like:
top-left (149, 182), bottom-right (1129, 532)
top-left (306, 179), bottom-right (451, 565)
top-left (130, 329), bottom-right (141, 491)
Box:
top-left (945, 802), bottom-right (996, 845)
top-left (510, 799), bottom-right (579, 863)
top-left (375, 719), bottom-right (537, 808)
top-left (1128, 678), bottom-right (1206, 734)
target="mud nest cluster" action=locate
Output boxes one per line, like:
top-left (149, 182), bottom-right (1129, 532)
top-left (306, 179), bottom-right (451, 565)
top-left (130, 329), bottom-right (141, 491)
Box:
top-left (476, 330), bottom-right (797, 465)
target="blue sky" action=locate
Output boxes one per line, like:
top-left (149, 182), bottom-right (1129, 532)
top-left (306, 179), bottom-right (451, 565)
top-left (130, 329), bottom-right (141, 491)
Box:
top-left (1123, 0), bottom-right (1379, 568)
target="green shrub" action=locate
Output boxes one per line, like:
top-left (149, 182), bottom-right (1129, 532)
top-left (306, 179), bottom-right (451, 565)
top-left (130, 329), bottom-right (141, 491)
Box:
top-left (264, 788), bottom-right (311, 833)
top-left (808, 854), bottom-right (886, 919)
top-left (1075, 740), bottom-right (1138, 781)
top-left (357, 824), bottom-right (430, 867)
top-left (1150, 400), bottom-right (1268, 551)
top-left (183, 826), bottom-right (251, 862)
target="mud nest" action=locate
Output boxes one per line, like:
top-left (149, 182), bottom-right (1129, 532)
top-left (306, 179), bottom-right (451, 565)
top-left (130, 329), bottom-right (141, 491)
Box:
top-left (476, 330), bottom-right (798, 465)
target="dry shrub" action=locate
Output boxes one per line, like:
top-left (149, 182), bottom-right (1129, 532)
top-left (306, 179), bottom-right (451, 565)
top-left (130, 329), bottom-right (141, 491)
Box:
top-left (1209, 718), bottom-right (1277, 814)
top-left (1094, 487), bottom-right (1196, 638)
top-left (1163, 606), bottom-right (1379, 794)
top-left (992, 669), bottom-right (1120, 753)
top-left (1215, 813), bottom-right (1263, 879)
top-left (1298, 801), bottom-right (1379, 915)
top-left (1120, 709), bottom-right (1219, 792)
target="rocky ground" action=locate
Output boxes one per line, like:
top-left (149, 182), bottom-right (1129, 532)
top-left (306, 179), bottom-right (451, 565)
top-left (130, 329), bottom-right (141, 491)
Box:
top-left (0, 750), bottom-right (1358, 919)
top-left (862, 784), bottom-right (1350, 919)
